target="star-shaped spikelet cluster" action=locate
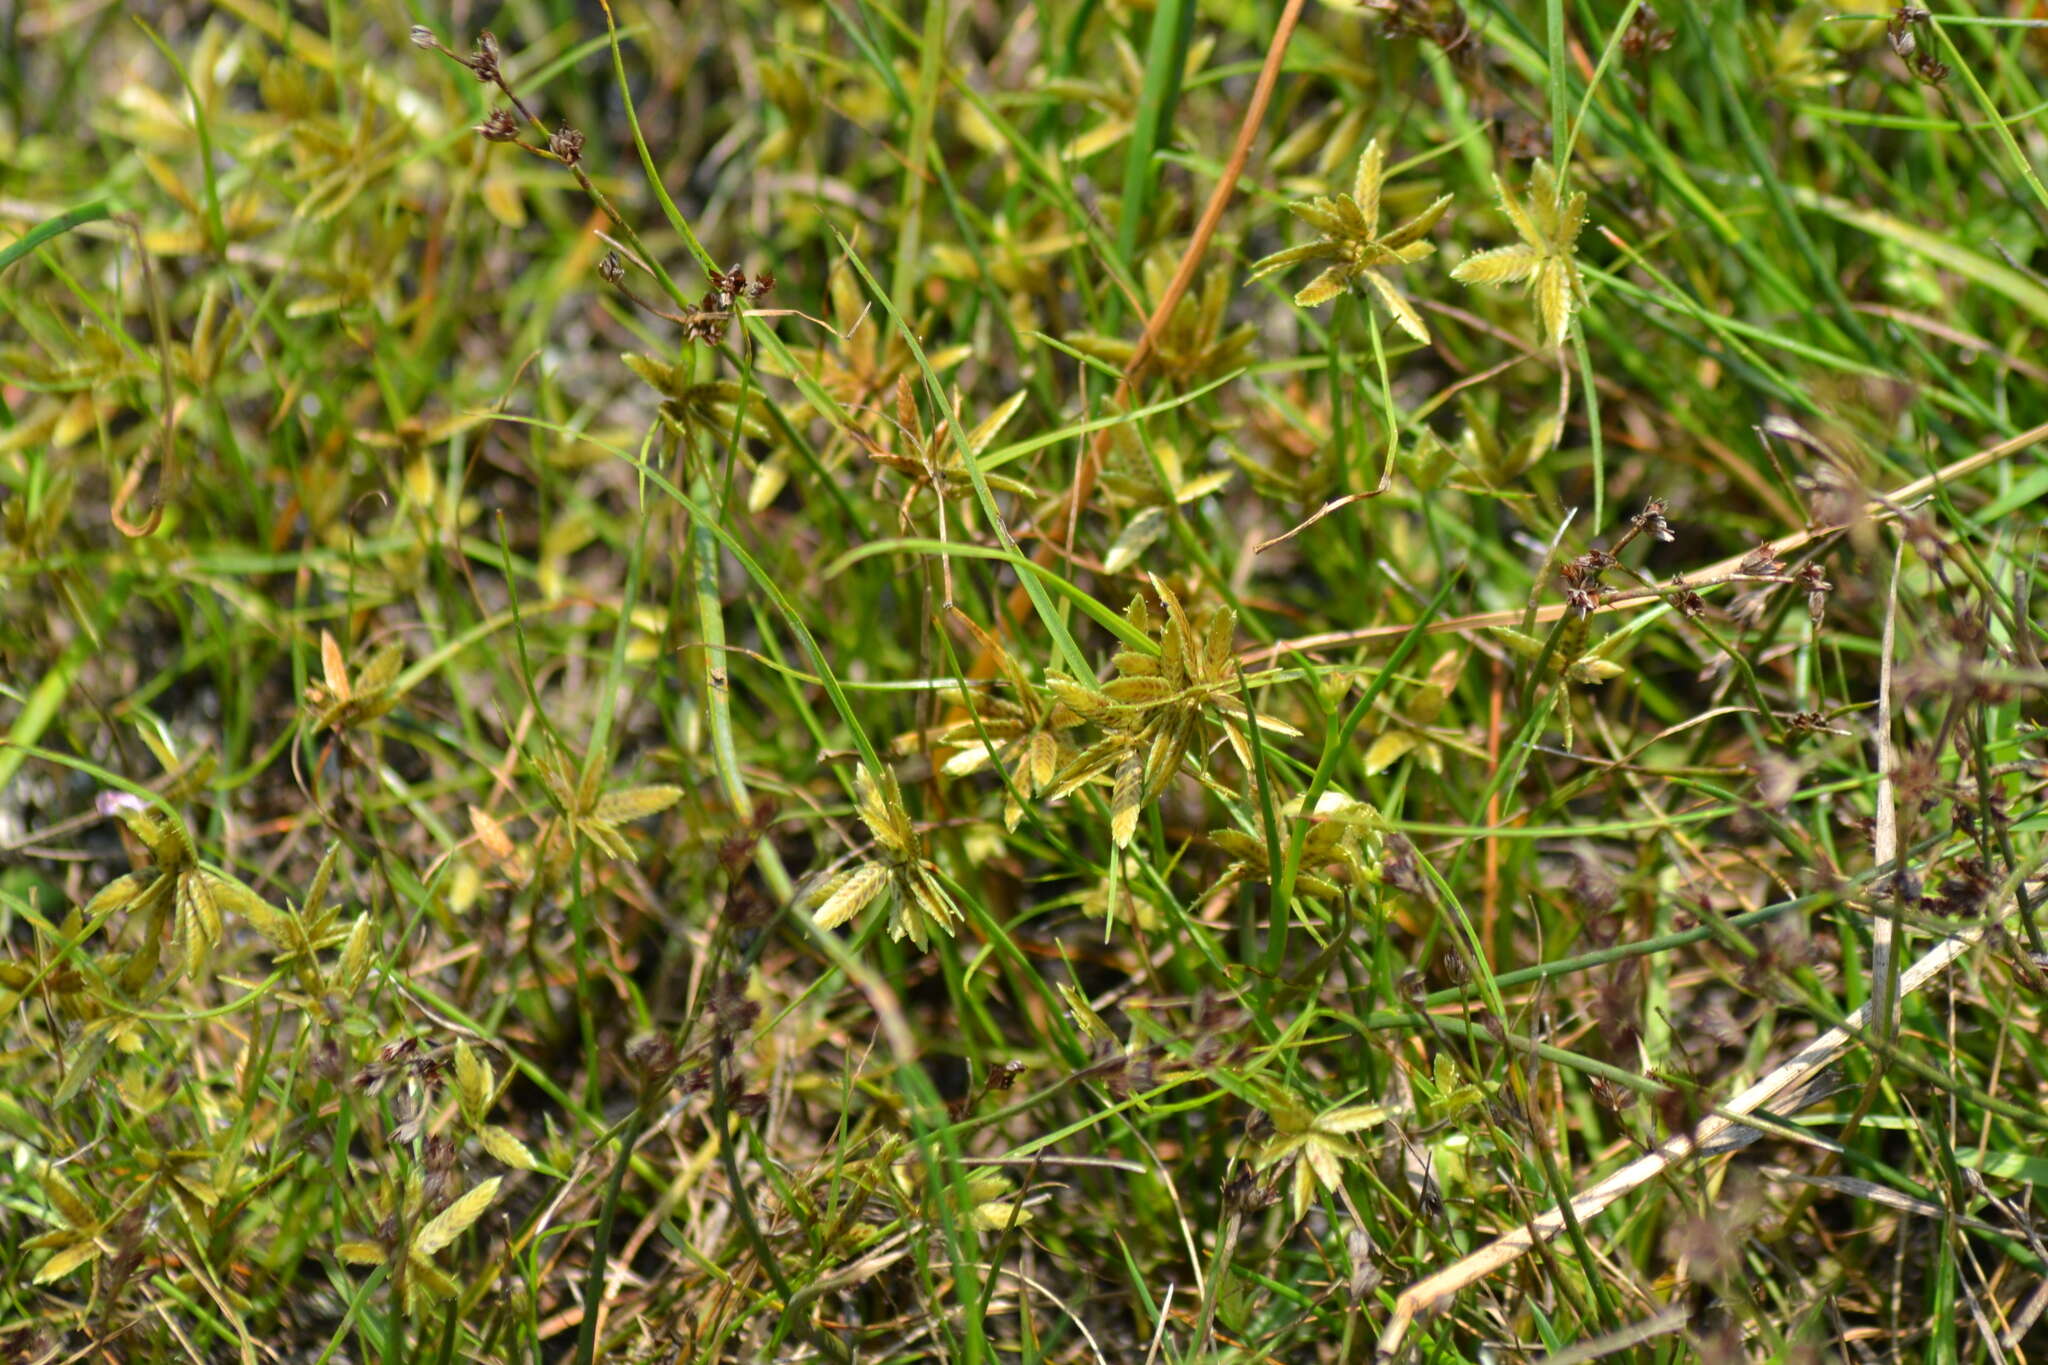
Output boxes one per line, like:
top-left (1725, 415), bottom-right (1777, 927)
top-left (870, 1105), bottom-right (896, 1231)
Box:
top-left (1449, 159), bottom-right (1587, 350)
top-left (1248, 139), bottom-right (1451, 343)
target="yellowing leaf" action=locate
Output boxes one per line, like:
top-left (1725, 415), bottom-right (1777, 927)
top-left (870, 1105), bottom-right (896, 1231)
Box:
top-left (1046, 673), bottom-right (1112, 722)
top-left (209, 872), bottom-right (293, 944)
top-left (355, 644), bottom-right (405, 699)
top-left (407, 1252), bottom-right (460, 1299)
top-left (52, 1020), bottom-right (116, 1106)
top-left (479, 1124), bottom-right (539, 1171)
top-left (81, 872), bottom-right (148, 920)
top-left (286, 293), bottom-right (348, 319)
top-left (338, 913), bottom-right (374, 994)
top-left (971, 1200), bottom-right (1032, 1231)
top-left (1103, 505), bottom-right (1168, 574)
top-left (1318, 1103), bottom-right (1390, 1134)
top-left (1301, 1136), bottom-right (1347, 1193)
top-left (966, 388), bottom-right (1028, 456)
top-left (1537, 263), bottom-right (1575, 348)
top-left (177, 874), bottom-right (220, 976)
top-left (40, 1170), bottom-right (93, 1228)
top-left (139, 151), bottom-right (200, 214)
top-left (620, 353), bottom-right (678, 398)
top-left (1451, 245), bottom-right (1542, 286)
top-left (1063, 117), bottom-right (1130, 162)
top-left (592, 784), bottom-right (683, 824)
top-left (469, 805), bottom-right (516, 862)
top-left (748, 452), bottom-right (791, 513)
top-left (33, 1238), bottom-right (101, 1284)
top-left (853, 765), bottom-right (912, 857)
top-left (1256, 141), bottom-right (1449, 336)
top-left (1412, 651), bottom-right (1464, 724)
top-left (319, 631), bottom-right (350, 703)
top-left (1365, 271), bottom-right (1429, 344)
top-left (1453, 161), bottom-right (1587, 349)
top-left (942, 741), bottom-right (1001, 777)
top-left (1220, 717), bottom-right (1253, 772)
top-left (811, 863), bottom-right (889, 931)
top-left (1055, 981), bottom-right (1114, 1044)
top-left (454, 1042), bottom-right (492, 1122)
top-left (1249, 710), bottom-right (1303, 739)
top-left (1352, 138), bottom-right (1386, 227)
top-left (412, 1176), bottom-right (501, 1257)
top-left (895, 872), bottom-right (959, 948)
top-left (1363, 730), bottom-right (1421, 777)
top-left (1027, 731), bottom-right (1059, 790)
top-left (1242, 1076), bottom-right (1308, 1136)
top-left (1110, 754), bottom-right (1143, 849)
top-left (1293, 267), bottom-right (1349, 307)
top-left (1288, 1159), bottom-right (1319, 1222)
top-left (479, 172), bottom-right (527, 229)
top-left (1102, 675), bottom-right (1175, 706)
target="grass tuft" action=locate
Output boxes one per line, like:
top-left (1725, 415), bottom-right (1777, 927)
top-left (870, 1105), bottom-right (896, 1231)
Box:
top-left (3, 1), bottom-right (2047, 1361)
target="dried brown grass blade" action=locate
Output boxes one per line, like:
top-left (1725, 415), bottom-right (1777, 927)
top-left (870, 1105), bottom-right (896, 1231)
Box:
top-left (1253, 418), bottom-right (2048, 667)
top-left (1375, 893), bottom-right (2033, 1359)
top-left (1255, 491), bottom-right (1373, 554)
top-left (1872, 537), bottom-right (1904, 1034)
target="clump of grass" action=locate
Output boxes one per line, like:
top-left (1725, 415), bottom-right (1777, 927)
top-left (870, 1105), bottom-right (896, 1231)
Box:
top-left (3, 2), bottom-right (2047, 1362)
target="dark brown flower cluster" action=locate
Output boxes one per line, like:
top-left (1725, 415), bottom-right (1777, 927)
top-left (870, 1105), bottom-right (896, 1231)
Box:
top-left (682, 265), bottom-right (776, 346)
top-left (1621, 4), bottom-right (1675, 61)
top-left (1555, 499), bottom-right (1680, 617)
top-left (465, 30), bottom-right (501, 83)
top-left (477, 109), bottom-right (520, 143)
top-left (1739, 543), bottom-right (1785, 577)
top-left (1795, 562), bottom-right (1833, 625)
top-left (412, 26), bottom-right (586, 167)
top-left (547, 126), bottom-right (585, 166)
top-left (352, 1035), bottom-right (445, 1094)
top-left (1374, 1), bottom-right (1478, 67)
top-left (1888, 6), bottom-right (1948, 85)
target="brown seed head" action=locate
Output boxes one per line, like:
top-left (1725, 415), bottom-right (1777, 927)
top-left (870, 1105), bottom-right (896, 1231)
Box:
top-left (1223, 1166), bottom-right (1280, 1217)
top-left (1739, 543), bottom-right (1786, 577)
top-left (470, 31), bottom-right (501, 82)
top-left (1633, 496), bottom-right (1675, 542)
top-left (1621, 4), bottom-right (1675, 60)
top-left (709, 972), bottom-right (761, 1036)
top-left (625, 1033), bottom-right (681, 1084)
top-left (1589, 1075), bottom-right (1636, 1114)
top-left (1795, 563), bottom-right (1832, 624)
top-left (477, 108), bottom-right (520, 143)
